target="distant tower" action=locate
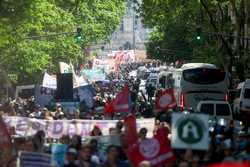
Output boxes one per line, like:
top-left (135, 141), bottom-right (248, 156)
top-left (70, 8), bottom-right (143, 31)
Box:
top-left (109, 0), bottom-right (150, 50)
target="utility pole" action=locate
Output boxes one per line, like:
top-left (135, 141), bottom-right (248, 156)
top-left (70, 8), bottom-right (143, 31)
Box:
top-left (132, 0), bottom-right (136, 50)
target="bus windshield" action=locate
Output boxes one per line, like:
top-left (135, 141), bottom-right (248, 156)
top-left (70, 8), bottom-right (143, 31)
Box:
top-left (183, 68), bottom-right (226, 84)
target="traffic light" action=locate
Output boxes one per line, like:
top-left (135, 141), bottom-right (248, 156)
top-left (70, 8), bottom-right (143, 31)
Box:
top-left (75, 27), bottom-right (83, 43)
top-left (196, 27), bottom-right (202, 40)
top-left (156, 46), bottom-right (160, 55)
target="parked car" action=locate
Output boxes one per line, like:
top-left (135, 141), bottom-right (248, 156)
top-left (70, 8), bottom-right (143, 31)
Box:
top-left (197, 100), bottom-right (233, 121)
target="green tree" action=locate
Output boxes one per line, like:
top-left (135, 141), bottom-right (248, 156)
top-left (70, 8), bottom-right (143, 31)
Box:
top-left (0, 0), bottom-right (126, 84)
top-left (137, 0), bottom-right (219, 64)
top-left (138, 0), bottom-right (250, 79)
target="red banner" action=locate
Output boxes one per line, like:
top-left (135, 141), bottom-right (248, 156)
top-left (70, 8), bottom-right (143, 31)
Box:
top-left (155, 88), bottom-right (177, 111)
top-left (0, 117), bottom-right (12, 149)
top-left (126, 127), bottom-right (175, 167)
top-left (0, 116), bottom-right (12, 166)
top-left (208, 162), bottom-right (249, 167)
top-left (123, 115), bottom-right (138, 146)
top-left (106, 85), bottom-right (131, 113)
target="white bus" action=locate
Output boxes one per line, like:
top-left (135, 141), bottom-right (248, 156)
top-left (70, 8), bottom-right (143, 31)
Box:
top-left (159, 63), bottom-right (229, 110)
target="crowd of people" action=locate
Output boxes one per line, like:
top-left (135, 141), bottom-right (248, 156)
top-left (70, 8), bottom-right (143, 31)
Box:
top-left (0, 61), bottom-right (250, 167)
top-left (2, 110), bottom-right (250, 167)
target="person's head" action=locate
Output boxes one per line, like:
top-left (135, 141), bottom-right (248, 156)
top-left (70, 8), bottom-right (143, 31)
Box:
top-left (71, 135), bottom-right (82, 149)
top-left (55, 103), bottom-right (62, 112)
top-left (116, 121), bottom-right (123, 132)
top-left (66, 147), bottom-right (78, 162)
top-left (178, 161), bottom-right (191, 167)
top-left (56, 106), bottom-right (62, 112)
top-left (42, 107), bottom-right (49, 116)
top-left (79, 144), bottom-right (92, 161)
top-left (139, 161), bottom-right (152, 167)
top-left (32, 130), bottom-right (45, 151)
top-left (91, 125), bottom-right (102, 136)
top-left (90, 139), bottom-right (98, 150)
top-left (139, 128), bottom-right (148, 140)
top-left (60, 135), bottom-right (70, 145)
top-left (34, 105), bottom-right (41, 112)
top-left (106, 145), bottom-right (119, 161)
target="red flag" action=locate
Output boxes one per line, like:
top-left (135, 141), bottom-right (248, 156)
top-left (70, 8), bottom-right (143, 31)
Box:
top-left (155, 88), bottom-right (177, 112)
top-left (111, 85), bottom-right (131, 113)
top-left (208, 162), bottom-right (249, 167)
top-left (104, 101), bottom-right (114, 114)
top-left (0, 117), bottom-right (12, 166)
top-left (126, 127), bottom-right (175, 167)
top-left (123, 115), bottom-right (138, 146)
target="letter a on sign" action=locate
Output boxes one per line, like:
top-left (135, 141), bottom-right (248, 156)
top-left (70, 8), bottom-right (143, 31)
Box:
top-left (171, 113), bottom-right (209, 150)
top-left (181, 122), bottom-right (199, 139)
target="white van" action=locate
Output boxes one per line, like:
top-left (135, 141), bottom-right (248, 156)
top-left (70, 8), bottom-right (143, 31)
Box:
top-left (197, 100), bottom-right (233, 121)
top-left (233, 79), bottom-right (250, 114)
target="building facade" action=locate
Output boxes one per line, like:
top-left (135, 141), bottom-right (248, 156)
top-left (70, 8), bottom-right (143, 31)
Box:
top-left (108, 0), bottom-right (150, 50)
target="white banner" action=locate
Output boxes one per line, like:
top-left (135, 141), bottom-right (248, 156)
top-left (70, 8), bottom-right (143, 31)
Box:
top-left (3, 117), bottom-right (154, 139)
top-left (42, 73), bottom-right (57, 89)
top-left (59, 62), bottom-right (71, 74)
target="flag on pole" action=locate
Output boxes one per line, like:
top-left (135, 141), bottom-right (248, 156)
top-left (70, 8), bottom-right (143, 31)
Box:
top-left (125, 123), bottom-right (175, 167)
top-left (107, 85), bottom-right (131, 113)
top-left (0, 116), bottom-right (12, 167)
top-left (123, 115), bottom-right (138, 146)
top-left (155, 88), bottom-right (177, 112)
top-left (208, 162), bottom-right (249, 167)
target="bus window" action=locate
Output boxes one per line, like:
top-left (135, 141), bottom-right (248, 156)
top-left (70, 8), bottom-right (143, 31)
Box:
top-left (216, 104), bottom-right (231, 116)
top-left (200, 103), bottom-right (214, 115)
top-left (244, 89), bottom-right (250, 99)
top-left (183, 68), bottom-right (226, 84)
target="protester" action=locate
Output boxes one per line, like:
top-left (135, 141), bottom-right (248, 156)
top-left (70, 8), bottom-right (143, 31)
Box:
top-left (70, 135), bottom-right (82, 152)
top-left (43, 107), bottom-right (53, 120)
top-left (138, 161), bottom-right (152, 167)
top-left (90, 125), bottom-right (103, 136)
top-left (77, 144), bottom-right (98, 167)
top-left (29, 104), bottom-right (42, 119)
top-left (138, 127), bottom-right (148, 141)
top-left (1, 62), bottom-right (250, 167)
top-left (64, 147), bottom-right (78, 167)
top-left (103, 145), bottom-right (130, 167)
top-left (53, 103), bottom-right (65, 120)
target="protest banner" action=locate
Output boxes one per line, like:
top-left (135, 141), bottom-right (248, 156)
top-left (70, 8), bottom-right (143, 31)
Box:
top-left (125, 115), bottom-right (175, 167)
top-left (155, 88), bottom-right (177, 111)
top-left (208, 162), bottom-right (250, 167)
top-left (105, 85), bottom-right (132, 114)
top-left (35, 85), bottom-right (55, 107)
top-left (0, 117), bottom-right (12, 167)
top-left (171, 113), bottom-right (209, 150)
top-left (17, 151), bottom-right (52, 167)
top-left (59, 62), bottom-right (72, 73)
top-left (51, 144), bottom-right (68, 167)
top-left (77, 85), bottom-right (96, 109)
top-left (3, 116), bottom-right (155, 139)
top-left (42, 72), bottom-right (57, 89)
top-left (80, 69), bottom-right (106, 82)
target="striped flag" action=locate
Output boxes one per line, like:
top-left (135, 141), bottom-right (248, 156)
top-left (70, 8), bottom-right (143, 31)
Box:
top-left (17, 151), bottom-right (52, 167)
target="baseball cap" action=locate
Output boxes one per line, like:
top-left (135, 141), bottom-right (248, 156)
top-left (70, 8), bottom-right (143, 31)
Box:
top-left (67, 148), bottom-right (77, 155)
